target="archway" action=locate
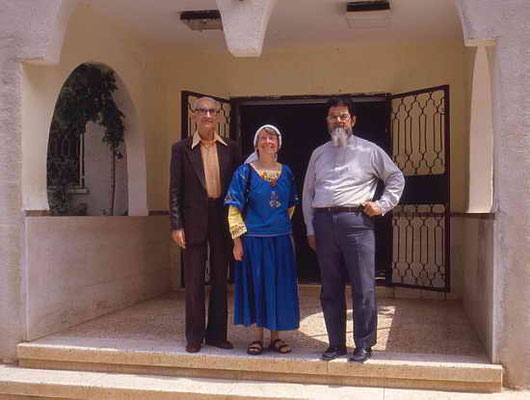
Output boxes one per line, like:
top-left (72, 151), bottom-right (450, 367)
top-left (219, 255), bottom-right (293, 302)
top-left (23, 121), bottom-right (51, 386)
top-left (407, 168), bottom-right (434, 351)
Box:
top-left (45, 62), bottom-right (148, 216)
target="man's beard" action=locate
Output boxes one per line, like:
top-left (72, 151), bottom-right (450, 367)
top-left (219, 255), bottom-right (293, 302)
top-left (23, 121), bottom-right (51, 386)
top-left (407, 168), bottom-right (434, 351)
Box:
top-left (330, 127), bottom-right (353, 147)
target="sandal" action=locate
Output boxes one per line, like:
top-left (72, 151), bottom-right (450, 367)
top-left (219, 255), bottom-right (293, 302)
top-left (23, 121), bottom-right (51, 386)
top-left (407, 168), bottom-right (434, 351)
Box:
top-left (269, 338), bottom-right (291, 354)
top-left (247, 340), bottom-right (263, 355)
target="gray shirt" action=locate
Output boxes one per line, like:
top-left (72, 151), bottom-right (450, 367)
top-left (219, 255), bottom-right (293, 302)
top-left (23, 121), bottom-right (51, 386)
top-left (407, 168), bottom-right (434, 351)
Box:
top-left (302, 135), bottom-right (405, 236)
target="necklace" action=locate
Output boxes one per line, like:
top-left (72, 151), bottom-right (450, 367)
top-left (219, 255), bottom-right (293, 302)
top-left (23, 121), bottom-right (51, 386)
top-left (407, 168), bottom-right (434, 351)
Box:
top-left (257, 169), bottom-right (281, 187)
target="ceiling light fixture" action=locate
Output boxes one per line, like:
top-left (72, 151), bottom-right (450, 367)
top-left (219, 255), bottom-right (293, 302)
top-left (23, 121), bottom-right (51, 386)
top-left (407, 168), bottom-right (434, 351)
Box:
top-left (346, 1), bottom-right (390, 12)
top-left (180, 10), bottom-right (223, 31)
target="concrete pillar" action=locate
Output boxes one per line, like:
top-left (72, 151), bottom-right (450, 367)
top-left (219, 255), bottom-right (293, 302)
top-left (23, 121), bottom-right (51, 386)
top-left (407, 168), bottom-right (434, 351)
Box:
top-left (0, 0), bottom-right (76, 361)
top-left (0, 40), bottom-right (25, 363)
top-left (457, 0), bottom-right (530, 389)
top-left (492, 32), bottom-right (530, 390)
top-left (216, 0), bottom-right (278, 57)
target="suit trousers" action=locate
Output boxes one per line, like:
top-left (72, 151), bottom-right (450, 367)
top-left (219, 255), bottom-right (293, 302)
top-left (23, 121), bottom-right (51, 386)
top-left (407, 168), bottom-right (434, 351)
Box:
top-left (313, 209), bottom-right (377, 350)
top-left (183, 199), bottom-right (230, 345)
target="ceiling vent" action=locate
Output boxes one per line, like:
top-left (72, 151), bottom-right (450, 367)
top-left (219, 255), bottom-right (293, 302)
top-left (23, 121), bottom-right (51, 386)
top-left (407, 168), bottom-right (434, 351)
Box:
top-left (180, 10), bottom-right (223, 31)
top-left (345, 1), bottom-right (391, 30)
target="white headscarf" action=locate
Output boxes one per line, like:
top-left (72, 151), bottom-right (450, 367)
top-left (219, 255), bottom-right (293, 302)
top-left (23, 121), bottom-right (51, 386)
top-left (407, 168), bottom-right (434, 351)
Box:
top-left (244, 124), bottom-right (283, 164)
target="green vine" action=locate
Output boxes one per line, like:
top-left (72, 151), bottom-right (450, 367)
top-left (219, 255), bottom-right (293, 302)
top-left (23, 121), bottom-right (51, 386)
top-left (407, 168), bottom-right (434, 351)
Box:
top-left (47, 63), bottom-right (125, 216)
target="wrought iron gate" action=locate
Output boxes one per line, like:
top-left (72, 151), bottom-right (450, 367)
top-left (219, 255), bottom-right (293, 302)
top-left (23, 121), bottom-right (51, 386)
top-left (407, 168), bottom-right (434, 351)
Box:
top-left (390, 85), bottom-right (450, 292)
top-left (180, 91), bottom-right (232, 285)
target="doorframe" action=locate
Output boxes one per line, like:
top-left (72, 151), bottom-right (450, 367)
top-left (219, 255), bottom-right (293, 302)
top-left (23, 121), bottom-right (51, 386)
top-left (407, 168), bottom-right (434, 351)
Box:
top-left (230, 93), bottom-right (390, 142)
top-left (231, 93), bottom-right (393, 285)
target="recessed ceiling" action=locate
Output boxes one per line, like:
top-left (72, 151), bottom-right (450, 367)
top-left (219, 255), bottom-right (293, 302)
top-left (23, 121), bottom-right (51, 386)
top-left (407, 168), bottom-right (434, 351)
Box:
top-left (87, 0), bottom-right (463, 52)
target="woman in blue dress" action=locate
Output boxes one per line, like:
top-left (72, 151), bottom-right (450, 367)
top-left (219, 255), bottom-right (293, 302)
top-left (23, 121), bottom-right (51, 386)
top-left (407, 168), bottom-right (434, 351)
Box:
top-left (225, 124), bottom-right (300, 355)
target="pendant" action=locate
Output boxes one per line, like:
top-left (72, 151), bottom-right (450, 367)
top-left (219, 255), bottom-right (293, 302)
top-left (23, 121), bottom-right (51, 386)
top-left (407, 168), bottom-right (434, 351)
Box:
top-left (269, 191), bottom-right (281, 208)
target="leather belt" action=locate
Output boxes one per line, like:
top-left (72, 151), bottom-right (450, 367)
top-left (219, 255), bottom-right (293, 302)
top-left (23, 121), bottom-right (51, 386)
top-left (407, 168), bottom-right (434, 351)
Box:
top-left (315, 206), bottom-right (364, 213)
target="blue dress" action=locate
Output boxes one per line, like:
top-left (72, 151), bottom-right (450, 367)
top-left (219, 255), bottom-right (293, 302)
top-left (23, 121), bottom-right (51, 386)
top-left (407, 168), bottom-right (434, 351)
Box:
top-left (225, 163), bottom-right (300, 331)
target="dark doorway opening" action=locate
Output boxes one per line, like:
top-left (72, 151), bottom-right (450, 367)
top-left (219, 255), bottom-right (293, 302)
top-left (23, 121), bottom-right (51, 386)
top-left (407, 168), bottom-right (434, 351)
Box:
top-left (233, 96), bottom-right (392, 284)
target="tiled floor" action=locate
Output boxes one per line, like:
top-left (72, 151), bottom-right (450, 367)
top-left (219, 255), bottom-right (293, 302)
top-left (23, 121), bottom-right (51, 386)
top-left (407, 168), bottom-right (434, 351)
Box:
top-left (35, 289), bottom-right (486, 358)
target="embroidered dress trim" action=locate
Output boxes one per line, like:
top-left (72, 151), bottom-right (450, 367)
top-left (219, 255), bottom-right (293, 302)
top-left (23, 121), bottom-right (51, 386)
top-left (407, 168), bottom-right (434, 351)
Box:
top-left (228, 206), bottom-right (247, 239)
top-left (256, 169), bottom-right (281, 187)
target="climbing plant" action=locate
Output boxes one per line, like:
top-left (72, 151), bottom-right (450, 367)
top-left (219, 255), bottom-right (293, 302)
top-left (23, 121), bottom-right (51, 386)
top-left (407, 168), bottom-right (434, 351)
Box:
top-left (47, 63), bottom-right (125, 216)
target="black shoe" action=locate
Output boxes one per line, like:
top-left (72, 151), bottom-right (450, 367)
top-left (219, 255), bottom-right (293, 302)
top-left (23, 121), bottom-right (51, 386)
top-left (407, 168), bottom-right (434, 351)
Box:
top-left (185, 342), bottom-right (201, 353)
top-left (349, 347), bottom-right (372, 363)
top-left (321, 346), bottom-right (347, 361)
top-left (205, 339), bottom-right (234, 350)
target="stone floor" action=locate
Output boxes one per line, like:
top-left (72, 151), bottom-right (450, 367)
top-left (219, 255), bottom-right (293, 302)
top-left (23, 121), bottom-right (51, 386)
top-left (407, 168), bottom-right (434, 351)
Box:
top-left (32, 289), bottom-right (486, 359)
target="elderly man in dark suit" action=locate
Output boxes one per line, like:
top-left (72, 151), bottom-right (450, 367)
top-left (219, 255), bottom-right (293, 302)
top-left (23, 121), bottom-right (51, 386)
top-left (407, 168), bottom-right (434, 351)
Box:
top-left (170, 97), bottom-right (241, 353)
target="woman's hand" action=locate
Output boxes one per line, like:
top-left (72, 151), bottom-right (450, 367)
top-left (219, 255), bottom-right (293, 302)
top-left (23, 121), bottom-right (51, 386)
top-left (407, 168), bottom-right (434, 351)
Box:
top-left (233, 237), bottom-right (244, 261)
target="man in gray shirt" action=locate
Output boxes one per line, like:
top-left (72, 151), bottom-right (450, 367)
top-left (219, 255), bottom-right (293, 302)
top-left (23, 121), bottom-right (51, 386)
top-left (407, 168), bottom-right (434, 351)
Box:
top-left (302, 96), bottom-right (404, 362)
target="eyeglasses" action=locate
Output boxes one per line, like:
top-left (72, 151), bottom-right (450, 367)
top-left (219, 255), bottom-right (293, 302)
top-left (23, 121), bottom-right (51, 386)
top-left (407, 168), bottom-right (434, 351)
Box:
top-left (327, 113), bottom-right (351, 122)
top-left (195, 107), bottom-right (220, 116)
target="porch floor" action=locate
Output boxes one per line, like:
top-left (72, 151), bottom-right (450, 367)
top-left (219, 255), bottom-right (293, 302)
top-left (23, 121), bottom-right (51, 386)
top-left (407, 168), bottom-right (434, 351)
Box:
top-left (18, 289), bottom-right (502, 392)
top-left (24, 288), bottom-right (485, 358)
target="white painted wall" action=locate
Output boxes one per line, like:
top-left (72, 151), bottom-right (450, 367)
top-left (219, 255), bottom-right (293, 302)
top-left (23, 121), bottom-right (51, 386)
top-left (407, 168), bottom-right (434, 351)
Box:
top-left (25, 216), bottom-right (170, 340)
top-left (467, 43), bottom-right (494, 213)
top-left (70, 122), bottom-right (128, 216)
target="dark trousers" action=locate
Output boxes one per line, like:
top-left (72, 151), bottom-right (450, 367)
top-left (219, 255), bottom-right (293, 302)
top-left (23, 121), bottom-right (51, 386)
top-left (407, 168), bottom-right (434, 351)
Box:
top-left (313, 209), bottom-right (377, 349)
top-left (183, 200), bottom-right (230, 345)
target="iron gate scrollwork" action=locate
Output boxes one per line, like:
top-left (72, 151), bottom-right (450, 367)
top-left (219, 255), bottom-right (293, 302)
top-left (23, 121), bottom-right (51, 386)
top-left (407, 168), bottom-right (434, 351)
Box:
top-left (390, 86), bottom-right (450, 292)
top-left (181, 91), bottom-right (232, 285)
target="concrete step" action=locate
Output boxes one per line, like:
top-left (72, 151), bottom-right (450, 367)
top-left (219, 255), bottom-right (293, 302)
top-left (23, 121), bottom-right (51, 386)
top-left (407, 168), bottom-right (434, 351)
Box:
top-left (1, 365), bottom-right (524, 400)
top-left (0, 364), bottom-right (374, 400)
top-left (17, 340), bottom-right (503, 393)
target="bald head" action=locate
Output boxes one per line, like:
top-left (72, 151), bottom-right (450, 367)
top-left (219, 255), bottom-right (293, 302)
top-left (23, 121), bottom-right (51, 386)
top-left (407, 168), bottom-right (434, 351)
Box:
top-left (192, 97), bottom-right (221, 139)
top-left (193, 97), bottom-right (220, 112)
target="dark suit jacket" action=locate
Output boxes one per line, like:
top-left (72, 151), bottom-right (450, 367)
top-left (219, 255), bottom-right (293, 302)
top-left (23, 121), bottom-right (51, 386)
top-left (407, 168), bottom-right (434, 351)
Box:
top-left (169, 136), bottom-right (241, 245)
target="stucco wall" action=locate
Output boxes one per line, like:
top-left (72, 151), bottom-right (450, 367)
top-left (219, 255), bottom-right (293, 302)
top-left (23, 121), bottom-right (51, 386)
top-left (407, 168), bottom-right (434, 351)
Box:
top-left (70, 122), bottom-right (129, 217)
top-left (453, 216), bottom-right (495, 360)
top-left (457, 0), bottom-right (530, 388)
top-left (0, 41), bottom-right (25, 363)
top-left (21, 3), bottom-right (162, 214)
top-left (0, 0), bottom-right (75, 364)
top-left (25, 216), bottom-right (171, 340)
top-left (18, 2), bottom-right (176, 343)
top-left (492, 27), bottom-right (530, 393)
